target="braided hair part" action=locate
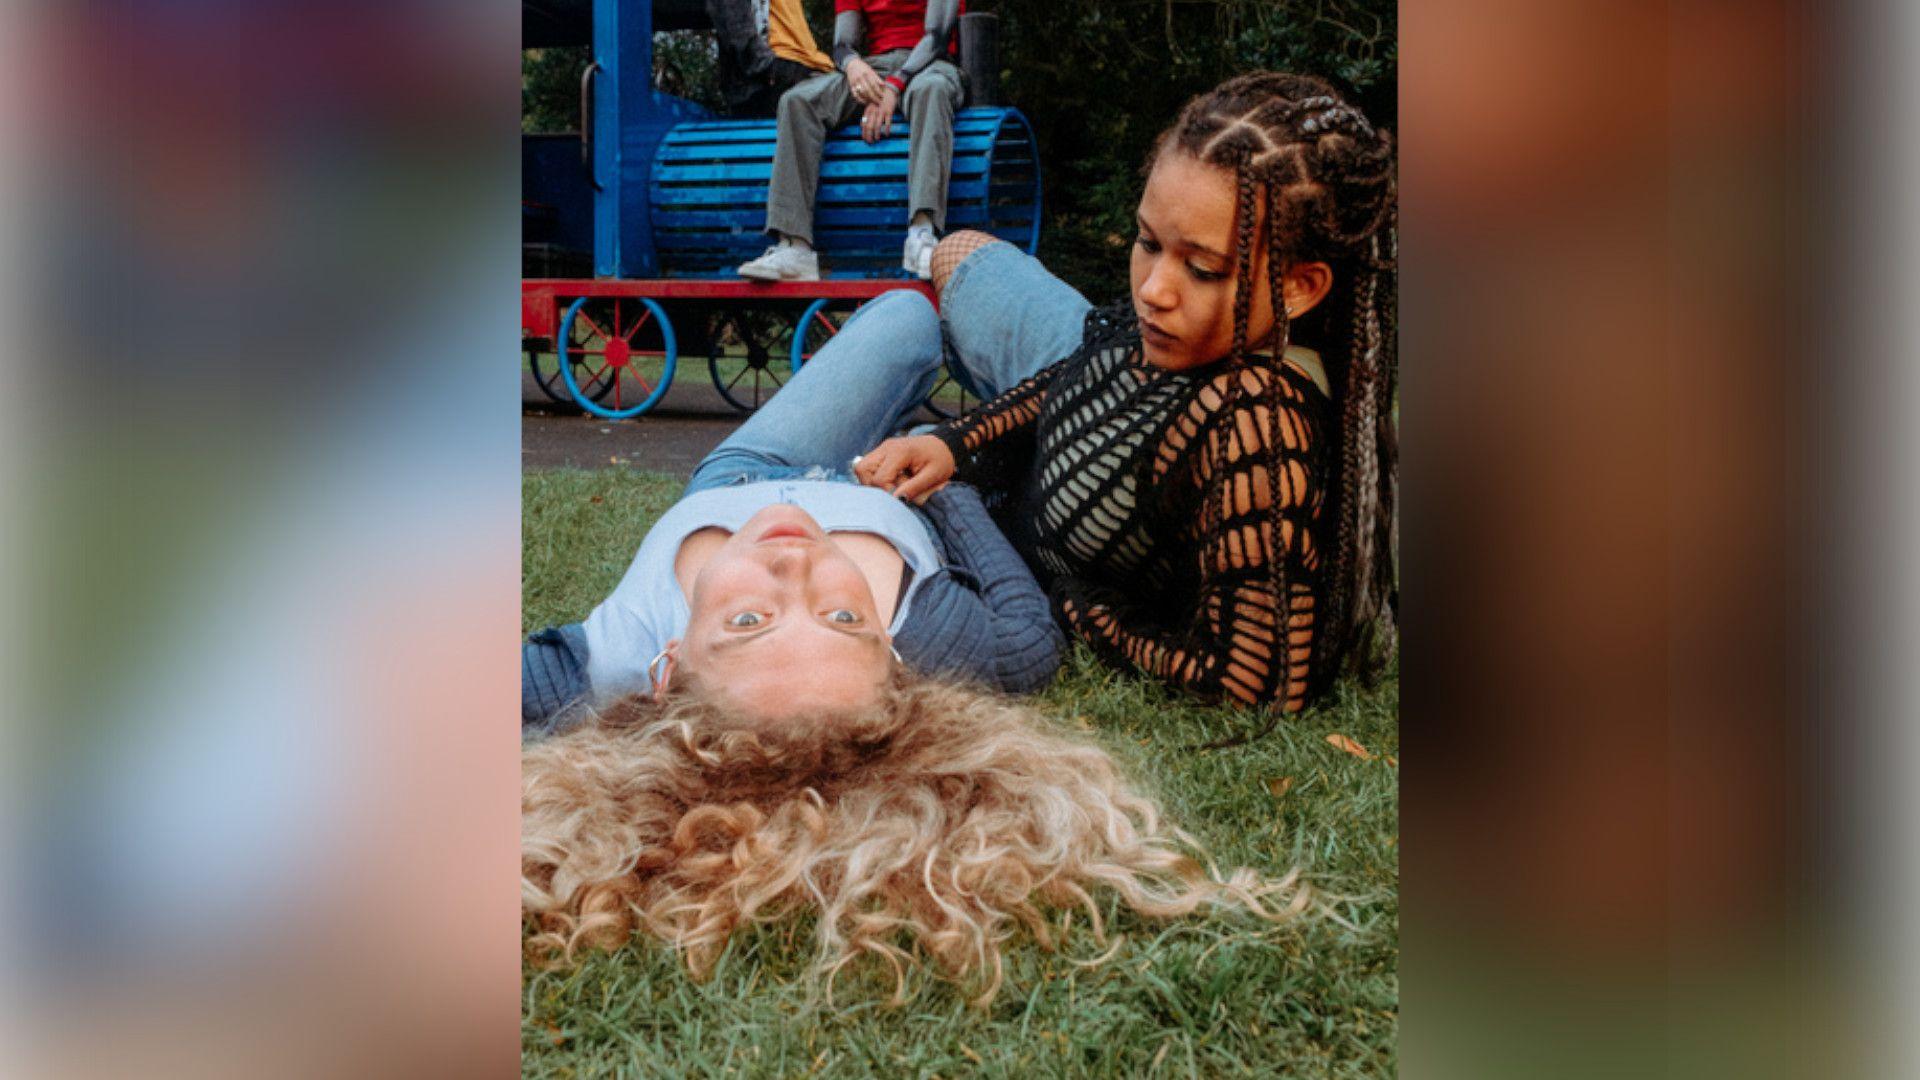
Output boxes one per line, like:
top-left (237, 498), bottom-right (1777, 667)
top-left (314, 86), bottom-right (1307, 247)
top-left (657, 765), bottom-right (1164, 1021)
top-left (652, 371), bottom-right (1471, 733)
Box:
top-left (1150, 73), bottom-right (1399, 715)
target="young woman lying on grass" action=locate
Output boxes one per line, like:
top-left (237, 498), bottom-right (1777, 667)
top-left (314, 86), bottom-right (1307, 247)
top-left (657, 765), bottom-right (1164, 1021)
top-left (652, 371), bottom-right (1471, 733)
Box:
top-left (856, 72), bottom-right (1398, 728)
top-left (522, 668), bottom-right (1313, 1007)
top-left (520, 289), bottom-right (1067, 739)
top-left (520, 300), bottom-right (1312, 1003)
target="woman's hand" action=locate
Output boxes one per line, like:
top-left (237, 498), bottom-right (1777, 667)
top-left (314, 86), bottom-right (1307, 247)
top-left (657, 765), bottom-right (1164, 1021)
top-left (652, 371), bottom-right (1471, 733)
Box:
top-left (855, 435), bottom-right (955, 504)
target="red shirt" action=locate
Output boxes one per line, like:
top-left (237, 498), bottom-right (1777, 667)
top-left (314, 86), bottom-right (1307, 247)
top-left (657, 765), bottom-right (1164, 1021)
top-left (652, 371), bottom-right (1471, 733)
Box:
top-left (835, 0), bottom-right (962, 58)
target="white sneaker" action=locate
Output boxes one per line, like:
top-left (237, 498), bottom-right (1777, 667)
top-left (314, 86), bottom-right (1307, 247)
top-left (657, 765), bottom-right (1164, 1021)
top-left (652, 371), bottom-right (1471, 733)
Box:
top-left (903, 227), bottom-right (936, 280)
top-left (738, 243), bottom-right (820, 282)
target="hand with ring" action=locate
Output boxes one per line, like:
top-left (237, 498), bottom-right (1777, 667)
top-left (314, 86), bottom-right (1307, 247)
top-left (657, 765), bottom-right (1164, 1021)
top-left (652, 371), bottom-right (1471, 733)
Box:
top-left (859, 88), bottom-right (898, 143)
top-left (843, 57), bottom-right (883, 105)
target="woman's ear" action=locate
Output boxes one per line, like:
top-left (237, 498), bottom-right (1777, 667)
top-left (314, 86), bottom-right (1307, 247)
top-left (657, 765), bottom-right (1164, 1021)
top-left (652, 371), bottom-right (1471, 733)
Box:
top-left (1281, 260), bottom-right (1335, 320)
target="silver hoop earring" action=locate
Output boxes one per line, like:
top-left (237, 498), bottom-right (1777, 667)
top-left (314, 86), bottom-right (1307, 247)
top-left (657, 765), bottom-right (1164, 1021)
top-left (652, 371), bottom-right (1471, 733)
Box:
top-left (890, 646), bottom-right (904, 666)
top-left (647, 648), bottom-right (671, 692)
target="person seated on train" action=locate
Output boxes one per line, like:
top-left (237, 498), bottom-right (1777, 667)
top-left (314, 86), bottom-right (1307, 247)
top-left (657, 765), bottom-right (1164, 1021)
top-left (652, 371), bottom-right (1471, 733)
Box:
top-left (735, 0), bottom-right (965, 283)
top-left (705, 0), bottom-right (835, 118)
top-left (521, 290), bottom-right (1060, 739)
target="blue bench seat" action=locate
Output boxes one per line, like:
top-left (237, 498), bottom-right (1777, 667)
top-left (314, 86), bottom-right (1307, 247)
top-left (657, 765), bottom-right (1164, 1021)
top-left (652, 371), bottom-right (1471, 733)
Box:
top-left (648, 106), bottom-right (1041, 278)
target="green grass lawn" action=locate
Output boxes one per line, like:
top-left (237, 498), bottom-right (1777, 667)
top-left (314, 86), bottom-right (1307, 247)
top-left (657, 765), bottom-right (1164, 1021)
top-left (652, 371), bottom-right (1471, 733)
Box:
top-left (523, 467), bottom-right (1399, 1078)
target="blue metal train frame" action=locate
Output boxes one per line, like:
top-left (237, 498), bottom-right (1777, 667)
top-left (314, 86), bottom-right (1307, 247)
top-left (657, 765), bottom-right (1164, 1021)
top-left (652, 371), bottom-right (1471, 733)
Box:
top-left (522, 0), bottom-right (1043, 420)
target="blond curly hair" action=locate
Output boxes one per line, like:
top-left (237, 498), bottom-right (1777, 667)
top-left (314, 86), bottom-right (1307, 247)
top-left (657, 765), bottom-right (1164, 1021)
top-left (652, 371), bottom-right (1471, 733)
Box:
top-left (522, 673), bottom-right (1310, 1005)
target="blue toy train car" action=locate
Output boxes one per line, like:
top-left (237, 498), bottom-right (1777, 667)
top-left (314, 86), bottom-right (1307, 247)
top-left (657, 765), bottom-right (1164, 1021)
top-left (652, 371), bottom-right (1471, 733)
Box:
top-left (522, 0), bottom-right (1042, 418)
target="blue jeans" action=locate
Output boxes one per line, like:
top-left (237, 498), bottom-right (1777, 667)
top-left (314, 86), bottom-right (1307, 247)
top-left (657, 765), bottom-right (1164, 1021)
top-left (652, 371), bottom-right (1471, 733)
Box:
top-left (938, 240), bottom-right (1093, 400)
top-left (686, 290), bottom-right (946, 495)
top-left (685, 246), bottom-right (1093, 496)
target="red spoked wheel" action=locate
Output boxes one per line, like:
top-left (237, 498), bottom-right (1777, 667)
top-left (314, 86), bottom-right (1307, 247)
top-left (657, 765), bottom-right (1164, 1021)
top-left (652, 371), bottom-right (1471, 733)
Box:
top-left (558, 296), bottom-right (679, 420)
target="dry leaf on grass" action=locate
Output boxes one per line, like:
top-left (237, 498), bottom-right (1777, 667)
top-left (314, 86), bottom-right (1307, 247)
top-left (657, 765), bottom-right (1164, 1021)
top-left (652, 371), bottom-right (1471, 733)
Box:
top-left (1326, 733), bottom-right (1372, 760)
top-left (1266, 776), bottom-right (1294, 798)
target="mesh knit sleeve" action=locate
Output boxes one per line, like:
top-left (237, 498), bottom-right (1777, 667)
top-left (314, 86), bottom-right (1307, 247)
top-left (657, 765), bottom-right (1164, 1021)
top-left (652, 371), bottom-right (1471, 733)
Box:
top-left (928, 357), bottom-right (1063, 486)
top-left (1053, 366), bottom-right (1323, 711)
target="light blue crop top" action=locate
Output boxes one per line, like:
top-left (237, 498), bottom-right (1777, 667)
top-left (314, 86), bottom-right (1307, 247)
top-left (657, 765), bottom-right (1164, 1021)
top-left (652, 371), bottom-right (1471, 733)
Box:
top-left (580, 479), bottom-right (942, 704)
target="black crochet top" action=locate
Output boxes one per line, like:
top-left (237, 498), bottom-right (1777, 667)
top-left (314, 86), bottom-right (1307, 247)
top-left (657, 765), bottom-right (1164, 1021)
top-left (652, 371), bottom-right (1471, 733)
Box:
top-left (931, 303), bottom-right (1331, 710)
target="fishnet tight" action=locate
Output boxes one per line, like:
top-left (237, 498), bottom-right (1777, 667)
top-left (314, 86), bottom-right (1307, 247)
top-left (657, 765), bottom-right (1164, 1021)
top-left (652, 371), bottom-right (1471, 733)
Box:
top-left (931, 230), bottom-right (1003, 300)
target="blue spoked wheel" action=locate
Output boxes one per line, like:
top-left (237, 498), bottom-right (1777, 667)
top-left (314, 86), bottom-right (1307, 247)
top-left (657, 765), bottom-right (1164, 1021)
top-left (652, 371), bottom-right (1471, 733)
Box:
top-left (528, 339), bottom-right (613, 406)
top-left (789, 297), bottom-right (858, 374)
top-left (558, 296), bottom-right (677, 419)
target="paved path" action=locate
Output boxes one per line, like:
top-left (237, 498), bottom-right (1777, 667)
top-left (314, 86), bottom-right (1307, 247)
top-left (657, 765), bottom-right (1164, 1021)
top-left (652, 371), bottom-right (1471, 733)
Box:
top-left (522, 371), bottom-right (743, 478)
top-left (523, 369), bottom-right (969, 479)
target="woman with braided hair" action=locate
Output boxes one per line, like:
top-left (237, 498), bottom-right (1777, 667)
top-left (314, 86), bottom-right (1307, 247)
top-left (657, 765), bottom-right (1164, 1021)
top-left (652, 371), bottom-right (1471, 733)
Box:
top-left (856, 72), bottom-right (1397, 726)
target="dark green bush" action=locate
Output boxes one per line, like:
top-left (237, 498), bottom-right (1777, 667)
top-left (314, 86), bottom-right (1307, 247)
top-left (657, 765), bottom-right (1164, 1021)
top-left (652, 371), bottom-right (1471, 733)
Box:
top-left (992, 0), bottom-right (1395, 300)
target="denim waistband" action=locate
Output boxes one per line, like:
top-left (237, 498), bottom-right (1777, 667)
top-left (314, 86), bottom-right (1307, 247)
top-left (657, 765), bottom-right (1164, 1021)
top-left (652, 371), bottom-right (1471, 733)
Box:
top-left (686, 463), bottom-right (859, 496)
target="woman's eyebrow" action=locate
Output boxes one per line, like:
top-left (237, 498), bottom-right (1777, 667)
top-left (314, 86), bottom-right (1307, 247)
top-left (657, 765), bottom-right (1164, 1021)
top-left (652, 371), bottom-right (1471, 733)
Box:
top-left (713, 622), bottom-right (881, 653)
top-left (1137, 213), bottom-right (1227, 261)
top-left (1178, 234), bottom-right (1230, 261)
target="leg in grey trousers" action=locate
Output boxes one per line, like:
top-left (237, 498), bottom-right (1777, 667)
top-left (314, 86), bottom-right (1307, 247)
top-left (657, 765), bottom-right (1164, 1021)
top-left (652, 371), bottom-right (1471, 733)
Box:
top-left (764, 71), bottom-right (863, 245)
top-left (764, 51), bottom-right (967, 242)
top-left (899, 59), bottom-right (965, 230)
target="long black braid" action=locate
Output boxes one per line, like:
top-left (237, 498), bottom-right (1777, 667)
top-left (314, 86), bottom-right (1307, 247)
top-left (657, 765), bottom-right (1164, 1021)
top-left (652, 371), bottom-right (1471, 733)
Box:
top-left (1151, 73), bottom-right (1398, 737)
